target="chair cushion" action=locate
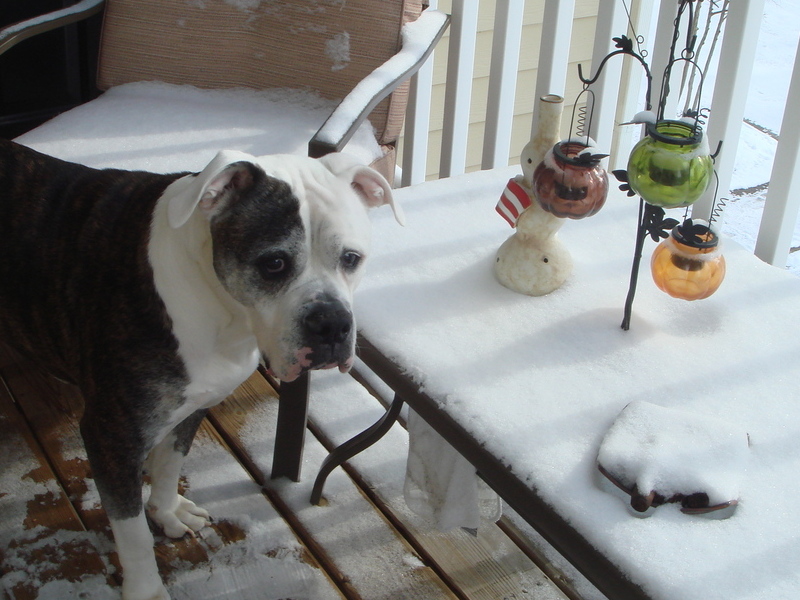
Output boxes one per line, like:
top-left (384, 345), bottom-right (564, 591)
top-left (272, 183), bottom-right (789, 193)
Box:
top-left (15, 82), bottom-right (384, 174)
top-left (96, 0), bottom-right (423, 146)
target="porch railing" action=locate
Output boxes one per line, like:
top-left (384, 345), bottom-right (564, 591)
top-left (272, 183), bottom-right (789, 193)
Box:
top-left (400, 0), bottom-right (800, 269)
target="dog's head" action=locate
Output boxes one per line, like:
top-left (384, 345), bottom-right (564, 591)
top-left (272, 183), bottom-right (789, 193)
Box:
top-left (168, 150), bottom-right (403, 381)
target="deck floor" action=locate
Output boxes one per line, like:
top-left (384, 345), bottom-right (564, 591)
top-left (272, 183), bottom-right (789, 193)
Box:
top-left (0, 342), bottom-right (577, 600)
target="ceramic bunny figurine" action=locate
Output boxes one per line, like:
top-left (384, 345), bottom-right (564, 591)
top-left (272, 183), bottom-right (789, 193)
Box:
top-left (494, 95), bottom-right (573, 296)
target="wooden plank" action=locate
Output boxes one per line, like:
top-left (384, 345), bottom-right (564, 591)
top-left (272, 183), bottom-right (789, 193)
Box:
top-left (304, 369), bottom-right (570, 600)
top-left (209, 373), bottom-right (459, 600)
top-left (0, 346), bottom-right (111, 536)
top-left (0, 379), bottom-right (114, 599)
top-left (169, 421), bottom-right (345, 600)
top-left (0, 346), bottom-right (343, 599)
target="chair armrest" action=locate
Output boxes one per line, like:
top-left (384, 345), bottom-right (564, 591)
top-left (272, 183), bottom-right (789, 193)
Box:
top-left (0, 0), bottom-right (105, 56)
top-left (309, 9), bottom-right (450, 158)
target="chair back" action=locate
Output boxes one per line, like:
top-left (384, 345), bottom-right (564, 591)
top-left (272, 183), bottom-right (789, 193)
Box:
top-left (97, 0), bottom-right (423, 147)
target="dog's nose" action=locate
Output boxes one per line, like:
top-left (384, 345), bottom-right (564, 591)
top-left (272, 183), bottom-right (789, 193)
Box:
top-left (303, 301), bottom-right (353, 346)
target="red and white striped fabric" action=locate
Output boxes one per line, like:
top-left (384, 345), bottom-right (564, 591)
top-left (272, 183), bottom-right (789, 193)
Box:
top-left (496, 177), bottom-right (533, 227)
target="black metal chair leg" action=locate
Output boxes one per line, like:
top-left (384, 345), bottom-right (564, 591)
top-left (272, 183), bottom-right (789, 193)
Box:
top-left (271, 372), bottom-right (310, 482)
top-left (310, 393), bottom-right (405, 505)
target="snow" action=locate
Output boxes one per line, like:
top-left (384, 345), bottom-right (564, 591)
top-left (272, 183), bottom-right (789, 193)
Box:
top-left (597, 400), bottom-right (749, 511)
top-left (222, 0), bottom-right (263, 11)
top-left (1, 412), bottom-right (340, 599)
top-left (169, 432), bottom-right (339, 600)
top-left (15, 82), bottom-right (383, 174)
top-left (354, 164), bottom-right (800, 599)
top-left (302, 368), bottom-right (568, 599)
top-left (325, 31), bottom-right (351, 72)
top-left (0, 0), bottom-right (103, 40)
top-left (742, 0), bottom-right (800, 137)
top-left (314, 9), bottom-right (448, 145)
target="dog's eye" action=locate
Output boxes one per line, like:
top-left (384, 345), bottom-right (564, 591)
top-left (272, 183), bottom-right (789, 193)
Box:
top-left (340, 251), bottom-right (362, 272)
top-left (257, 253), bottom-right (290, 279)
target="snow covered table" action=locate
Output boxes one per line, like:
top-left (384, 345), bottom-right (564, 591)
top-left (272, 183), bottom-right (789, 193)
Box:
top-left (353, 167), bottom-right (800, 600)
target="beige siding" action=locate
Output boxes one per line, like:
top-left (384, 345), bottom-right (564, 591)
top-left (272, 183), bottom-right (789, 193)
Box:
top-left (398, 0), bottom-right (601, 180)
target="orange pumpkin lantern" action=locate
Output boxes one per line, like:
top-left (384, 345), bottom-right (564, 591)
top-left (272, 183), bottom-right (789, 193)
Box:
top-left (650, 220), bottom-right (725, 301)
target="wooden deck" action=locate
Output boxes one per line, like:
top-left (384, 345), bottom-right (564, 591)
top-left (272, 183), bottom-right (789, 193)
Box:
top-left (0, 342), bottom-right (579, 600)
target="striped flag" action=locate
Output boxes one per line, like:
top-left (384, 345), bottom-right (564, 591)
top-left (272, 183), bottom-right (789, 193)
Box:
top-left (496, 177), bottom-right (533, 227)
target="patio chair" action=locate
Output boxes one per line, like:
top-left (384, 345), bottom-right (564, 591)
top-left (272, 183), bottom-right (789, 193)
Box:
top-left (0, 0), bottom-right (448, 483)
top-left (1, 0), bottom-right (447, 183)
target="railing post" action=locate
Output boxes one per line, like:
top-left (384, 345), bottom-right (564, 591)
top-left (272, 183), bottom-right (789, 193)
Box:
top-left (648, 0), bottom-right (682, 122)
top-left (482, 0), bottom-right (525, 170)
top-left (401, 1), bottom-right (439, 188)
top-left (532, 0), bottom-right (575, 137)
top-left (439, 0), bottom-right (478, 178)
top-left (585, 0), bottom-right (627, 152)
top-left (693, 0), bottom-right (765, 221)
top-left (755, 36), bottom-right (800, 267)
top-left (610, 0), bottom-right (657, 170)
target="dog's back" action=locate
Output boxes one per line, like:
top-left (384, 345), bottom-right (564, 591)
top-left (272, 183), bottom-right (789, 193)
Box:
top-left (0, 139), bottom-right (185, 384)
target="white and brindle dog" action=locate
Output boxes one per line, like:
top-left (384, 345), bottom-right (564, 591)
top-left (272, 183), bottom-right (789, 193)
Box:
top-left (0, 139), bottom-right (403, 599)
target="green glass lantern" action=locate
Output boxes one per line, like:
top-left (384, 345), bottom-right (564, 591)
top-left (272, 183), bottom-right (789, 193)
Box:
top-left (627, 120), bottom-right (713, 209)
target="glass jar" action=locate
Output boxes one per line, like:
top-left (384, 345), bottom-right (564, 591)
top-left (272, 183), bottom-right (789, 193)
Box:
top-left (650, 221), bottom-right (725, 300)
top-left (627, 121), bottom-right (713, 209)
top-left (533, 141), bottom-right (608, 219)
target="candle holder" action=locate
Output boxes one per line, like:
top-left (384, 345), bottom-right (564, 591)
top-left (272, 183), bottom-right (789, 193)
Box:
top-left (627, 120), bottom-right (713, 209)
top-left (494, 95), bottom-right (575, 296)
top-left (494, 87), bottom-right (612, 296)
top-left (651, 219), bottom-right (725, 301)
top-left (534, 141), bottom-right (609, 219)
top-left (574, 0), bottom-right (727, 330)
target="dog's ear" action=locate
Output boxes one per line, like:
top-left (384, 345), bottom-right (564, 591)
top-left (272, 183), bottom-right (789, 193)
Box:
top-left (168, 150), bottom-right (259, 228)
top-left (319, 152), bottom-right (405, 226)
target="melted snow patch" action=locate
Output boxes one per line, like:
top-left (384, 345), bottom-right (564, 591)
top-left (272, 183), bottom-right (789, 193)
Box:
top-left (170, 552), bottom-right (319, 600)
top-left (223, 0), bottom-right (262, 10)
top-left (326, 31), bottom-right (351, 71)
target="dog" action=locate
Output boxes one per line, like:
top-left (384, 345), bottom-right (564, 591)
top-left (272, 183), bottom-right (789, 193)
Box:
top-left (0, 139), bottom-right (403, 600)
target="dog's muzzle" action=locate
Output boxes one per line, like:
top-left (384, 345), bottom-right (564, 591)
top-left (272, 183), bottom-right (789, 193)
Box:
top-left (301, 294), bottom-right (354, 368)
top-left (260, 294), bottom-right (357, 382)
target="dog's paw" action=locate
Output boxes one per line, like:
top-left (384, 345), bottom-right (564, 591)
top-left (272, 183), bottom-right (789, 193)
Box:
top-left (148, 495), bottom-right (210, 539)
top-left (122, 578), bottom-right (170, 600)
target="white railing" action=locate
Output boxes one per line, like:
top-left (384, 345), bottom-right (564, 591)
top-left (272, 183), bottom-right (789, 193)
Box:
top-left (400, 0), bottom-right (800, 269)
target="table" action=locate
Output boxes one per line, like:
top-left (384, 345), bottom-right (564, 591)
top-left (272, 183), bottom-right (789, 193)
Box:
top-left (337, 167), bottom-right (800, 600)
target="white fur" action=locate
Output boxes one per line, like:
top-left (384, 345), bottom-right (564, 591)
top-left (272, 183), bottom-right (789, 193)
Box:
top-left (110, 515), bottom-right (168, 600)
top-left (150, 173), bottom-right (261, 422)
top-left (145, 432), bottom-right (210, 538)
top-left (135, 151), bottom-right (399, 599)
top-left (150, 152), bottom-right (399, 392)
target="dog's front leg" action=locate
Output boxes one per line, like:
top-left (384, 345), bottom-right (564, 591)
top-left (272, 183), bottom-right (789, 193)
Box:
top-left (81, 411), bottom-right (169, 600)
top-left (146, 409), bottom-right (210, 538)
top-left (110, 515), bottom-right (170, 600)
